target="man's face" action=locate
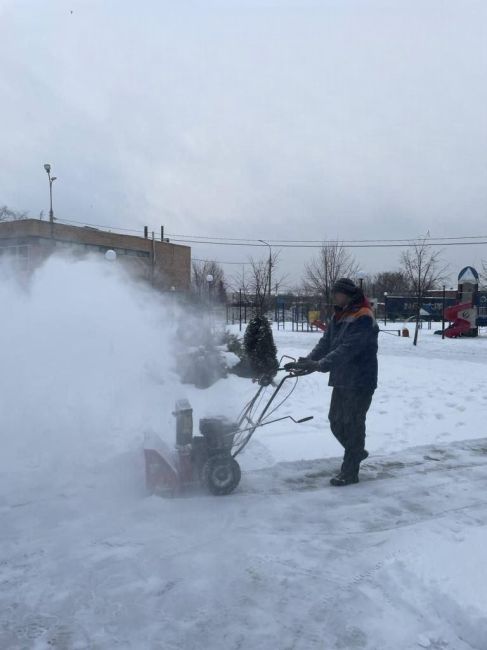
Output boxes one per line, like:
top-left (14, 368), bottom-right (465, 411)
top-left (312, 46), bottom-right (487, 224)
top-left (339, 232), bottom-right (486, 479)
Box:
top-left (333, 291), bottom-right (350, 307)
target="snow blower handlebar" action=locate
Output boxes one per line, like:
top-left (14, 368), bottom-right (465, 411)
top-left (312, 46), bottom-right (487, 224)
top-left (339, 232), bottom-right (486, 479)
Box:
top-left (228, 414), bottom-right (314, 440)
top-left (232, 358), bottom-right (314, 458)
top-left (258, 356), bottom-right (315, 386)
top-left (278, 354), bottom-right (317, 377)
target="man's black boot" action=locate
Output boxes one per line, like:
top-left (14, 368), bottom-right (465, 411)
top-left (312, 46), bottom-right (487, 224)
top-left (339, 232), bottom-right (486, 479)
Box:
top-left (330, 472), bottom-right (359, 487)
top-left (333, 447), bottom-right (368, 486)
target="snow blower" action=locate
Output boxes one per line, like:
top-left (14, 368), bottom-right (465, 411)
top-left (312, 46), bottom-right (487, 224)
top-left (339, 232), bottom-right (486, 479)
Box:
top-left (143, 357), bottom-right (313, 496)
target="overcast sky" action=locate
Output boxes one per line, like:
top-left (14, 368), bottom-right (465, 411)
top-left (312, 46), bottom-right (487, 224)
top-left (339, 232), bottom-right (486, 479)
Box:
top-left (1, 0), bottom-right (487, 286)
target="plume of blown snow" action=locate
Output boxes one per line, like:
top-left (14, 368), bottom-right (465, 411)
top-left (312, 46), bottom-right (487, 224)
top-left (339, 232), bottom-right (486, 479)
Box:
top-left (0, 253), bottom-right (183, 496)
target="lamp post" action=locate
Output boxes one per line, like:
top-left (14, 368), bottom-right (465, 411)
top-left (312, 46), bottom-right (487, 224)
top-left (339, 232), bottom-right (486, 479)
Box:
top-left (239, 288), bottom-right (242, 332)
top-left (206, 274), bottom-right (214, 330)
top-left (357, 270), bottom-right (366, 291)
top-left (206, 273), bottom-right (214, 303)
top-left (43, 163), bottom-right (57, 223)
top-left (384, 292), bottom-right (388, 326)
top-left (259, 239), bottom-right (272, 312)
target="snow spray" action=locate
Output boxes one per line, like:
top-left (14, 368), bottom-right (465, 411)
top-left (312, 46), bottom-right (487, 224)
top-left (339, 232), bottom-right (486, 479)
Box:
top-left (0, 253), bottom-right (183, 496)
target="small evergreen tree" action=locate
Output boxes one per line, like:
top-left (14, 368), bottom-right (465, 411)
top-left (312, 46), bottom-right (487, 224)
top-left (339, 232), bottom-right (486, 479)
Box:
top-left (243, 316), bottom-right (279, 380)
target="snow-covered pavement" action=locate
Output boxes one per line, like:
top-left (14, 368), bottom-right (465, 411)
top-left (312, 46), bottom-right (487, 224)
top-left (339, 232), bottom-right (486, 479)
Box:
top-left (2, 435), bottom-right (487, 649)
top-left (1, 268), bottom-right (487, 649)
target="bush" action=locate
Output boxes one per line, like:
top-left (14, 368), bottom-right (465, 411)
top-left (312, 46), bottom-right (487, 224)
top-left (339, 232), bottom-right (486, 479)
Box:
top-left (221, 331), bottom-right (244, 360)
top-left (243, 316), bottom-right (279, 380)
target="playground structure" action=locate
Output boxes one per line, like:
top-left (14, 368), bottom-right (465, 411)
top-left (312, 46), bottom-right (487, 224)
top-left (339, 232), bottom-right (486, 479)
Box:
top-left (224, 270), bottom-right (487, 339)
top-left (226, 298), bottom-right (327, 332)
top-left (442, 267), bottom-right (487, 338)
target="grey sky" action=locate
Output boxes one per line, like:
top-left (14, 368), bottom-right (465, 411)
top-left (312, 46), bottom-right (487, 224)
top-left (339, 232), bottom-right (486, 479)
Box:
top-left (1, 0), bottom-right (487, 286)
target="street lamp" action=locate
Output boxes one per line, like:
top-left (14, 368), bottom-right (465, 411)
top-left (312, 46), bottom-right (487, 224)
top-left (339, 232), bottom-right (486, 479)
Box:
top-left (356, 270), bottom-right (366, 290)
top-left (259, 239), bottom-right (272, 307)
top-left (206, 274), bottom-right (214, 303)
top-left (384, 292), bottom-right (388, 326)
top-left (43, 163), bottom-right (57, 223)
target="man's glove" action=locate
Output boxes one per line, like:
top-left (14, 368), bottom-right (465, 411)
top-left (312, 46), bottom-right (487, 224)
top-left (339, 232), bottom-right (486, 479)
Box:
top-left (284, 357), bottom-right (320, 373)
top-left (295, 358), bottom-right (320, 373)
top-left (283, 357), bottom-right (305, 371)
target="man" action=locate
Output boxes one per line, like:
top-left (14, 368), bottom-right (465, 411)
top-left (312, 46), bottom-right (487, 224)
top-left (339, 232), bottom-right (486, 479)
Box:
top-left (286, 278), bottom-right (379, 486)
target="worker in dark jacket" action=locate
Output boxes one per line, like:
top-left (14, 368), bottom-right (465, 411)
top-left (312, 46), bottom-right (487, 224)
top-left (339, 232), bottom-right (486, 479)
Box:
top-left (286, 278), bottom-right (379, 486)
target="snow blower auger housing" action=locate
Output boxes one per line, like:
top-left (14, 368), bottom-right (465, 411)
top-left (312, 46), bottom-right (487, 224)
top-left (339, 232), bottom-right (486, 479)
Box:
top-left (144, 357), bottom-right (314, 497)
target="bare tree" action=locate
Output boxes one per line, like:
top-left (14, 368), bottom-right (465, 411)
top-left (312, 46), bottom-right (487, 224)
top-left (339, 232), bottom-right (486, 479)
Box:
top-left (191, 260), bottom-right (226, 303)
top-left (370, 270), bottom-right (412, 298)
top-left (233, 251), bottom-right (283, 316)
top-left (0, 205), bottom-right (28, 221)
top-left (401, 240), bottom-right (448, 345)
top-left (303, 242), bottom-right (359, 319)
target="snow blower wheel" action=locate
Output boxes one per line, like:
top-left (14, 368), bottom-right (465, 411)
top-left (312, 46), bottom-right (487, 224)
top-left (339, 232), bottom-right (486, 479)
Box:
top-left (203, 454), bottom-right (241, 496)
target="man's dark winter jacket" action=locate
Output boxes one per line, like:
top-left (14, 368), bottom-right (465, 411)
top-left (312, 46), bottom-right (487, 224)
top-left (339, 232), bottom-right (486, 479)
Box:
top-left (308, 298), bottom-right (379, 391)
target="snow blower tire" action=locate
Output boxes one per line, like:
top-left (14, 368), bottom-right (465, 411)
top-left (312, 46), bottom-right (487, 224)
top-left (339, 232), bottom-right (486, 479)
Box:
top-left (203, 455), bottom-right (241, 496)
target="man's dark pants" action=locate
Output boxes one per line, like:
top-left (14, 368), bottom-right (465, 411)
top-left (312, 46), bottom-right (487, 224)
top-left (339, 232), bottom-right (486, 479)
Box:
top-left (328, 387), bottom-right (375, 477)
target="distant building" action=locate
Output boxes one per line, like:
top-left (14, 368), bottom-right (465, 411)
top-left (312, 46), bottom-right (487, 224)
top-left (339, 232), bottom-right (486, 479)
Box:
top-left (0, 219), bottom-right (191, 291)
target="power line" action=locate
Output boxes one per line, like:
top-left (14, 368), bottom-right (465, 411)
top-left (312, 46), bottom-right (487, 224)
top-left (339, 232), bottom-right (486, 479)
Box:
top-left (192, 257), bottom-right (252, 265)
top-left (53, 217), bottom-right (487, 249)
top-left (57, 217), bottom-right (143, 234)
top-left (173, 238), bottom-right (487, 249)
top-left (168, 233), bottom-right (262, 242)
top-left (168, 232), bottom-right (487, 244)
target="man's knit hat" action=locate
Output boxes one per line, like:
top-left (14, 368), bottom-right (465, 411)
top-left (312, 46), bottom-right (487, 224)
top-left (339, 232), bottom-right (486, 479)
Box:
top-left (332, 277), bottom-right (358, 296)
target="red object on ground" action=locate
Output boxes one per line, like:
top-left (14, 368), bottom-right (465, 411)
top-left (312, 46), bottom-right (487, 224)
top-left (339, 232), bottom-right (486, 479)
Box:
top-left (444, 301), bottom-right (473, 339)
top-left (144, 433), bottom-right (181, 495)
top-left (444, 319), bottom-right (471, 338)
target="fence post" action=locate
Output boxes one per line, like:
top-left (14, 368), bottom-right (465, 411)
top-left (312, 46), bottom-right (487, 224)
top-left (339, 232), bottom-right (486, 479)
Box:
top-left (239, 289), bottom-right (242, 332)
top-left (442, 285), bottom-right (446, 339)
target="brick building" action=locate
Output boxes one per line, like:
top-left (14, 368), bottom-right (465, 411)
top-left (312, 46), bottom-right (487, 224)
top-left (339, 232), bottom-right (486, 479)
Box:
top-left (0, 219), bottom-right (191, 291)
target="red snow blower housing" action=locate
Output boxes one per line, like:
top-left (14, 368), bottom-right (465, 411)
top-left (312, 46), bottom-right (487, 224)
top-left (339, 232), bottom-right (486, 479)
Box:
top-left (144, 357), bottom-right (313, 496)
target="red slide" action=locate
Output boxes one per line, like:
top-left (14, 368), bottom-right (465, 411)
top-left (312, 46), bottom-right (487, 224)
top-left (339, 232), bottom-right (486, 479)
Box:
top-left (444, 302), bottom-right (473, 338)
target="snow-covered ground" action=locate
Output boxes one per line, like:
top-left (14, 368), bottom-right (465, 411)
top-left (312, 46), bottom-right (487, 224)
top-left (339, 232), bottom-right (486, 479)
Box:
top-left (1, 258), bottom-right (487, 649)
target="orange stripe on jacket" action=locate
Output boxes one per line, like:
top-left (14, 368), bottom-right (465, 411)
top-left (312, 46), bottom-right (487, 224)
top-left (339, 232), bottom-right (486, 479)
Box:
top-left (337, 306), bottom-right (375, 323)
